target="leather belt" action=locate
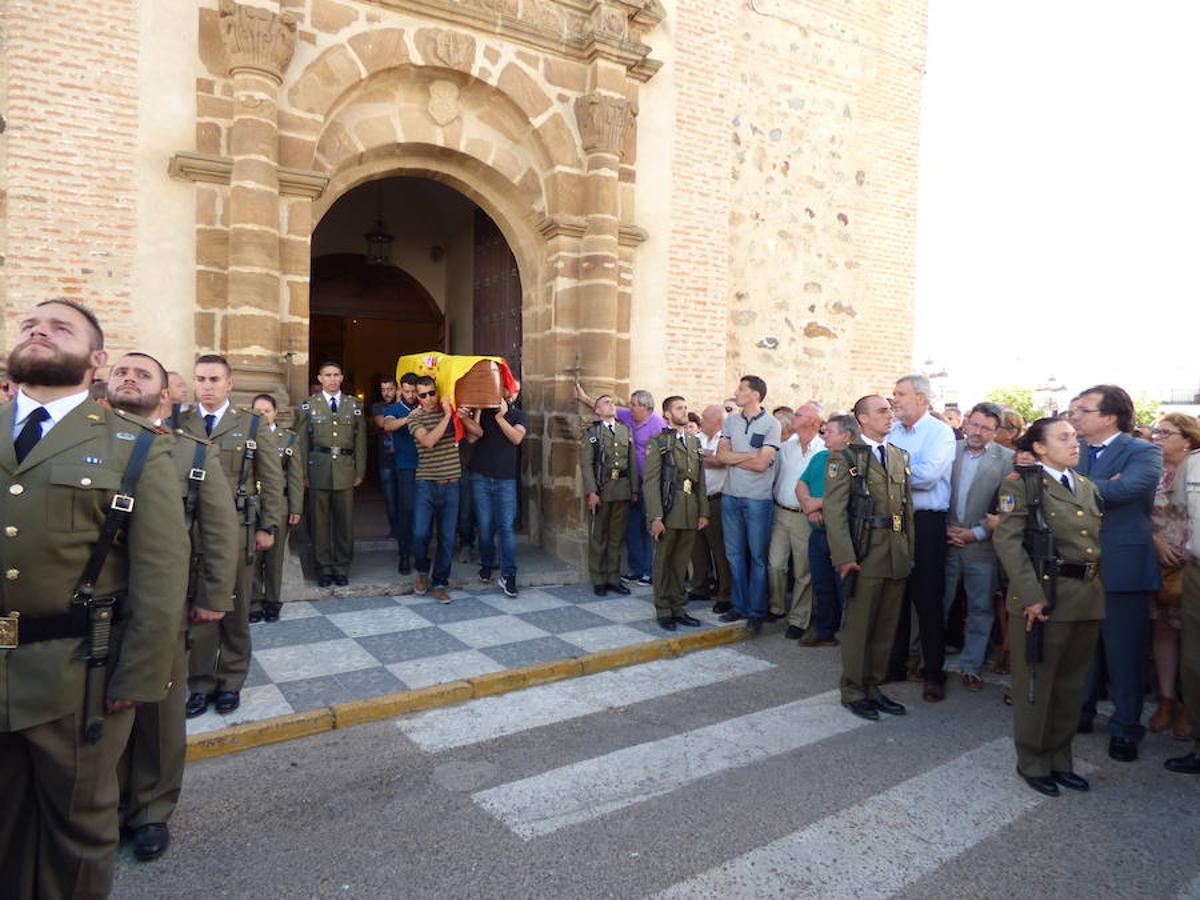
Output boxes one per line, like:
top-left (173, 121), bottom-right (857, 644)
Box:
top-left (1058, 561), bottom-right (1099, 580)
top-left (313, 446), bottom-right (354, 457)
top-left (774, 502), bottom-right (802, 513)
top-left (0, 598), bottom-right (123, 650)
top-left (866, 515), bottom-right (906, 533)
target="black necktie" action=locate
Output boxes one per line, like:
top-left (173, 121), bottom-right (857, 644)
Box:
top-left (204, 414), bottom-right (216, 436)
top-left (330, 397), bottom-right (338, 413)
top-left (1060, 473), bottom-right (1072, 494)
top-left (877, 445), bottom-right (887, 469)
top-left (15, 406), bottom-right (50, 463)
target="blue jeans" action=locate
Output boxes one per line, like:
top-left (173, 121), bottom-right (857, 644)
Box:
top-left (393, 467), bottom-right (416, 559)
top-left (457, 471), bottom-right (476, 546)
top-left (379, 459), bottom-right (400, 537)
top-left (808, 529), bottom-right (845, 638)
top-left (625, 493), bottom-right (654, 579)
top-left (942, 551), bottom-right (997, 676)
top-left (721, 495), bottom-right (773, 621)
top-left (473, 475), bottom-right (518, 577)
top-left (413, 479), bottom-right (460, 587)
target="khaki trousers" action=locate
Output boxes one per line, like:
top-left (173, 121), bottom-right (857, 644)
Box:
top-left (313, 487), bottom-right (355, 576)
top-left (653, 528), bottom-right (697, 619)
top-left (121, 634), bottom-right (188, 827)
top-left (1010, 614), bottom-right (1100, 777)
top-left (189, 539), bottom-right (254, 694)
top-left (768, 506), bottom-right (813, 627)
top-left (0, 708), bottom-right (135, 900)
top-left (689, 493), bottom-right (731, 600)
top-left (588, 500), bottom-right (629, 586)
top-left (839, 574), bottom-right (906, 703)
top-left (253, 524), bottom-right (291, 614)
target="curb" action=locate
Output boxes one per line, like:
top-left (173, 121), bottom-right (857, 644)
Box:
top-left (186, 623), bottom-right (751, 761)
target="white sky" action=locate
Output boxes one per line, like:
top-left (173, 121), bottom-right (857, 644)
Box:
top-left (913, 1), bottom-right (1200, 408)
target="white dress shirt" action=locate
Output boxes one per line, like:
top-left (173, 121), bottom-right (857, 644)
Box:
top-left (12, 388), bottom-right (90, 440)
top-left (773, 433), bottom-right (825, 508)
top-left (197, 399), bottom-right (231, 430)
top-left (699, 430), bottom-right (727, 496)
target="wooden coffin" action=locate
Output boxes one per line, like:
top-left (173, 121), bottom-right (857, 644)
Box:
top-left (454, 360), bottom-right (502, 408)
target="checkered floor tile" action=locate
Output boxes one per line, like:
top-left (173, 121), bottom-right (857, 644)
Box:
top-left (186, 581), bottom-right (729, 735)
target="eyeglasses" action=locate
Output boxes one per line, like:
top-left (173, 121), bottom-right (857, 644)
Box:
top-left (417, 390), bottom-right (436, 399)
top-left (1069, 407), bottom-right (1101, 415)
top-left (724, 406), bottom-right (735, 413)
top-left (818, 428), bottom-right (827, 436)
top-left (1151, 428), bottom-right (1181, 438)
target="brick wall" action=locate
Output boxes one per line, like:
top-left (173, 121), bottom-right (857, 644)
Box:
top-left (0, 0), bottom-right (141, 352)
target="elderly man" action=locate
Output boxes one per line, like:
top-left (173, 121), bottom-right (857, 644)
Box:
top-left (768, 402), bottom-right (825, 637)
top-left (887, 374), bottom-right (956, 701)
top-left (943, 402), bottom-right (1013, 690)
top-left (575, 384), bottom-right (666, 585)
top-left (690, 404), bottom-right (733, 610)
top-left (1071, 385), bottom-right (1162, 762)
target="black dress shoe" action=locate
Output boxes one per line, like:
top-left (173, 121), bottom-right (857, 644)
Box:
top-left (334, 575), bottom-right (349, 587)
top-left (687, 593), bottom-right (710, 604)
top-left (1051, 771), bottom-right (1089, 792)
top-left (745, 618), bottom-right (763, 636)
top-left (718, 610), bottom-right (745, 623)
top-left (607, 582), bottom-right (632, 595)
top-left (318, 574), bottom-right (333, 588)
top-left (1109, 736), bottom-right (1138, 762)
top-left (133, 823), bottom-right (170, 862)
top-left (215, 691), bottom-right (240, 714)
top-left (593, 584), bottom-right (609, 597)
top-left (843, 698), bottom-right (880, 721)
top-left (263, 606), bottom-right (281, 623)
top-left (185, 693), bottom-right (210, 719)
top-left (712, 600), bottom-right (732, 614)
top-left (1018, 769), bottom-right (1060, 797)
top-left (871, 693), bottom-right (906, 716)
top-left (1164, 751), bottom-right (1200, 774)
top-left (398, 557), bottom-right (411, 575)
top-left (657, 617), bottom-right (677, 631)
top-left (675, 614), bottom-right (701, 627)
top-left (785, 625), bottom-right (805, 640)
top-left (248, 610), bottom-right (263, 624)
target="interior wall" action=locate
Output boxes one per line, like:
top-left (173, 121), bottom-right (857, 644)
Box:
top-left (444, 216), bottom-right (474, 355)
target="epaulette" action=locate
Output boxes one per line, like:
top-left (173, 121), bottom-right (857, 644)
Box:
top-left (111, 407), bottom-right (161, 433)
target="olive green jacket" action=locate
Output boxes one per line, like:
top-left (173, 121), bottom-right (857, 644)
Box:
top-left (824, 442), bottom-right (915, 579)
top-left (296, 394), bottom-right (368, 489)
top-left (580, 421), bottom-right (636, 502)
top-left (177, 406), bottom-right (285, 537)
top-left (167, 431), bottom-right (238, 616)
top-left (265, 425), bottom-right (306, 517)
top-left (0, 400), bottom-right (190, 731)
top-left (643, 430), bottom-right (709, 528)
top-left (994, 470), bottom-right (1105, 621)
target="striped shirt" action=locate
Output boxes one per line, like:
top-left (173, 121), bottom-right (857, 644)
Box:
top-left (408, 408), bottom-right (461, 481)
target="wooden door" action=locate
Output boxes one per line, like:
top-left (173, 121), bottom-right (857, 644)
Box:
top-left (472, 209), bottom-right (522, 378)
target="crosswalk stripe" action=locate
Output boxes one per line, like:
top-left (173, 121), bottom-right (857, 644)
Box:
top-left (653, 737), bottom-right (1076, 898)
top-left (472, 689), bottom-right (867, 839)
top-left (396, 647), bottom-right (774, 752)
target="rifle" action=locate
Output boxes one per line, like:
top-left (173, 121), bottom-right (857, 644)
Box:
top-left (658, 430), bottom-right (678, 519)
top-left (843, 446), bottom-right (874, 599)
top-left (1018, 464), bottom-right (1060, 705)
top-left (234, 415), bottom-right (261, 566)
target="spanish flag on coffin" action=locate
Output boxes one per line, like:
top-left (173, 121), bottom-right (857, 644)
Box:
top-left (395, 351), bottom-right (518, 441)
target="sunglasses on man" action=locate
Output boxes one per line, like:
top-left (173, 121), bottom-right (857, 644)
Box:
top-left (417, 390), bottom-right (437, 399)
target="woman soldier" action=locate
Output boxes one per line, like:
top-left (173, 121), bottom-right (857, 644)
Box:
top-left (994, 417), bottom-right (1104, 796)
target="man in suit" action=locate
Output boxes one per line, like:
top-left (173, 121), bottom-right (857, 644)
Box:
top-left (943, 402), bottom-right (1014, 690)
top-left (0, 300), bottom-right (189, 897)
top-left (296, 361), bottom-right (367, 587)
top-left (1070, 384), bottom-right (1163, 762)
top-left (182, 354), bottom-right (285, 717)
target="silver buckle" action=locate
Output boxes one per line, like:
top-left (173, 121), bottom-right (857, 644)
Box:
top-left (188, 467), bottom-right (207, 482)
top-left (245, 440), bottom-right (257, 451)
top-left (330, 448), bottom-right (340, 458)
top-left (0, 612), bottom-right (18, 649)
top-left (111, 494), bottom-right (135, 513)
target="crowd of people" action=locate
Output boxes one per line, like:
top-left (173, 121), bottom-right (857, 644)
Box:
top-left (2, 297), bottom-right (1199, 899)
top-left (574, 373), bottom-right (1200, 795)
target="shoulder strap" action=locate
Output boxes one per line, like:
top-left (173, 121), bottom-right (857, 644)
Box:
top-left (182, 439), bottom-right (208, 528)
top-left (236, 414), bottom-right (260, 495)
top-left (1019, 466), bottom-right (1049, 532)
top-left (74, 430), bottom-right (156, 600)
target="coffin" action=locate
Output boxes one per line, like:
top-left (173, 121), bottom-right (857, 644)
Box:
top-left (454, 359), bottom-right (502, 408)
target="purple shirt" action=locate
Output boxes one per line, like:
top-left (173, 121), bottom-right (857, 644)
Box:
top-left (617, 406), bottom-right (667, 482)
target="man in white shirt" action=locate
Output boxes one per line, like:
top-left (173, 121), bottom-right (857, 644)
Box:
top-left (690, 404), bottom-right (733, 609)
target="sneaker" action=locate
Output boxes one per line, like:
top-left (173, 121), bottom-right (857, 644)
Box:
top-left (414, 572), bottom-right (430, 595)
top-left (431, 587), bottom-right (452, 604)
top-left (637, 575), bottom-right (652, 586)
top-left (479, 566), bottom-right (493, 584)
top-left (499, 574), bottom-right (518, 598)
top-left (620, 572), bottom-right (639, 583)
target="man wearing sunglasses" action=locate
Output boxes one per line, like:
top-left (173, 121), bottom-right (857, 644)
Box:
top-left (407, 376), bottom-right (461, 603)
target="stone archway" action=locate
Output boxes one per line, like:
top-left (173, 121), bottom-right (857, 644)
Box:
top-left (172, 0), bottom-right (662, 563)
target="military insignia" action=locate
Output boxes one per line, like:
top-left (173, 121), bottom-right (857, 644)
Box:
top-left (828, 461), bottom-right (841, 477)
top-left (87, 414), bottom-right (102, 422)
top-left (83, 456), bottom-right (102, 465)
top-left (232, 431), bottom-right (243, 437)
top-left (999, 493), bottom-right (1016, 513)
top-left (115, 432), bottom-right (135, 441)
top-left (354, 408), bottom-right (362, 416)
top-left (300, 402), bottom-right (311, 411)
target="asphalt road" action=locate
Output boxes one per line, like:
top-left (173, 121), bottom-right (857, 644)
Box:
top-left (113, 635), bottom-right (1200, 899)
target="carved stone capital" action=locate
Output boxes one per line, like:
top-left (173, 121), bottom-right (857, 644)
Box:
top-left (219, 0), bottom-right (298, 82)
top-left (573, 92), bottom-right (636, 157)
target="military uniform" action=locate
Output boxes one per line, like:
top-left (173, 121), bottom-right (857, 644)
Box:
top-left (994, 470), bottom-right (1104, 778)
top-left (0, 397), bottom-right (189, 898)
top-left (179, 405), bottom-right (284, 699)
top-left (824, 443), bottom-right (915, 705)
top-left (253, 425), bottom-right (305, 617)
top-left (296, 394), bottom-right (367, 580)
top-left (121, 430), bottom-right (238, 834)
top-left (644, 429), bottom-right (709, 621)
top-left (580, 420), bottom-right (636, 588)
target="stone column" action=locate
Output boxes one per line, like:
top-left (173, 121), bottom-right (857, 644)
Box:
top-left (219, 0), bottom-right (296, 398)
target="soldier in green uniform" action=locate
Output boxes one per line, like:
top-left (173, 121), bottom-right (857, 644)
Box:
top-left (644, 396), bottom-right (710, 630)
top-left (824, 394), bottom-right (915, 721)
top-left (181, 354), bottom-right (284, 717)
top-left (994, 417), bottom-right (1104, 796)
top-left (580, 394), bottom-right (637, 597)
top-left (0, 300), bottom-right (189, 898)
top-left (106, 352), bottom-right (238, 862)
top-left (295, 361), bottom-right (367, 587)
top-left (251, 393), bottom-right (305, 622)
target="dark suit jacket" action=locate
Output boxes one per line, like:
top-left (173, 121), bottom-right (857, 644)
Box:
top-left (1075, 432), bottom-right (1162, 592)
